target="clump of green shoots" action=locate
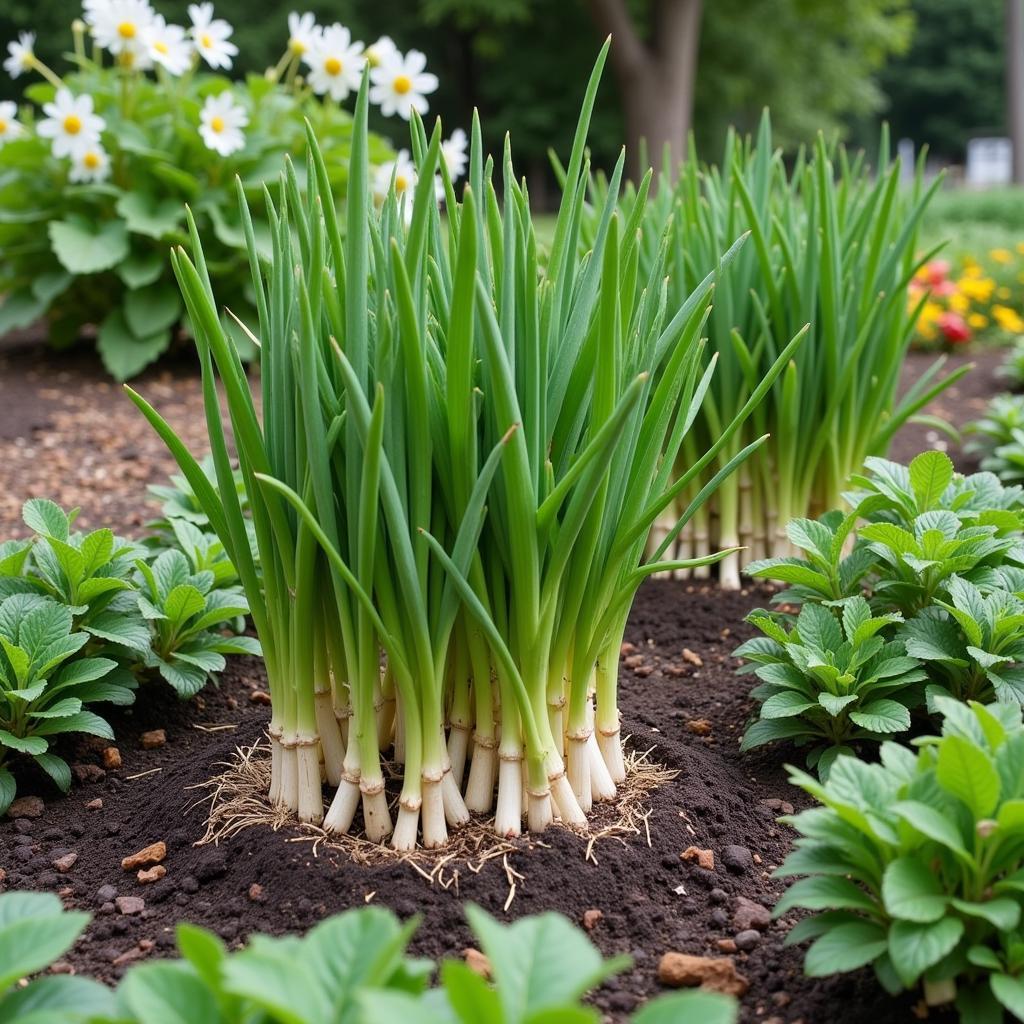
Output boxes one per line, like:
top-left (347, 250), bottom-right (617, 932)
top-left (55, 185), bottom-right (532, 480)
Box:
top-left (584, 113), bottom-right (965, 588)
top-left (128, 49), bottom-right (798, 849)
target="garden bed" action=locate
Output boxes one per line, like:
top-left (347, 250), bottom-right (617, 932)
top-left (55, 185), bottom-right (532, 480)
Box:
top-left (0, 337), bottom-right (1008, 1023)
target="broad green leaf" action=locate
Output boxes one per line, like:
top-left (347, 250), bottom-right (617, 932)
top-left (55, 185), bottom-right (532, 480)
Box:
top-left (22, 499), bottom-right (70, 540)
top-left (949, 897), bottom-right (1021, 931)
top-left (848, 699), bottom-right (911, 734)
top-left (631, 992), bottom-right (737, 1024)
top-left (880, 857), bottom-right (948, 922)
top-left (992, 973), bottom-right (1024, 1019)
top-left (887, 917), bottom-right (964, 987)
top-left (49, 218), bottom-right (128, 274)
top-left (117, 962), bottom-right (221, 1024)
top-left (0, 730), bottom-right (47, 754)
top-left (124, 283), bottom-right (182, 339)
top-left (439, 960), bottom-right (503, 1024)
top-left (774, 875), bottom-right (879, 916)
top-left (164, 584), bottom-right (207, 625)
top-left (32, 752), bottom-right (72, 793)
top-left (909, 450), bottom-right (953, 510)
top-left (804, 920), bottom-right (888, 976)
top-left (891, 801), bottom-right (971, 861)
top-left (0, 893), bottom-right (90, 991)
top-left (97, 309), bottom-right (169, 382)
top-left (0, 769), bottom-right (14, 814)
top-left (936, 734), bottom-right (1000, 818)
top-left (0, 974), bottom-right (116, 1023)
top-left (115, 192), bottom-right (185, 240)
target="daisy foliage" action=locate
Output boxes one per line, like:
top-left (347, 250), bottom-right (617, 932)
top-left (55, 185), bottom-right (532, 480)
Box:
top-left (0, 5), bottom-right (463, 382)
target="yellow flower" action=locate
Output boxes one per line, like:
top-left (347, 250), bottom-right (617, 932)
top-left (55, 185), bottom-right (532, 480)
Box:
top-left (919, 300), bottom-right (944, 325)
top-left (963, 259), bottom-right (983, 277)
top-left (958, 276), bottom-right (996, 302)
top-left (992, 304), bottom-right (1024, 333)
top-left (918, 321), bottom-right (937, 341)
top-left (948, 292), bottom-right (970, 313)
top-left (990, 248), bottom-right (1014, 264)
top-left (1017, 242), bottom-right (1024, 255)
top-left (968, 313), bottom-right (989, 329)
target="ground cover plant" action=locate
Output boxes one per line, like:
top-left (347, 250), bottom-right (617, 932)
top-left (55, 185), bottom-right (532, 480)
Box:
top-left (0, 3), bottom-right (463, 379)
top-left (581, 113), bottom-right (964, 588)
top-left (127, 47), bottom-right (802, 849)
top-left (966, 393), bottom-right (1024, 485)
top-left (0, 495), bottom-right (254, 812)
top-left (0, 889), bottom-right (735, 1023)
top-left (737, 451), bottom-right (1024, 771)
top-left (776, 697), bottom-right (1024, 1022)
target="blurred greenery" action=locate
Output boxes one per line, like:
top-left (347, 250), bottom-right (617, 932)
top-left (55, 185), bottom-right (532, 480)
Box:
top-left (2, 0), bottom-right (919, 184)
top-left (921, 187), bottom-right (1024, 261)
top-left (878, 0), bottom-right (1004, 162)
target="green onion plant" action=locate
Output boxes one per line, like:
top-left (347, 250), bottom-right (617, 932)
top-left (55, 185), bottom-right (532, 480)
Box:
top-left (581, 113), bottom-right (966, 588)
top-left (127, 49), bottom-right (797, 849)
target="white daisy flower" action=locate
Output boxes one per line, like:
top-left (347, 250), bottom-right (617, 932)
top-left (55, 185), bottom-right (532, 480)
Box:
top-left (4, 32), bottom-right (36, 79)
top-left (188, 2), bottom-right (237, 70)
top-left (369, 49), bottom-right (438, 121)
top-left (0, 101), bottom-right (23, 145)
top-left (145, 15), bottom-right (191, 75)
top-left (364, 35), bottom-right (397, 69)
top-left (89, 0), bottom-right (155, 58)
top-left (304, 24), bottom-right (364, 102)
top-left (69, 143), bottom-right (111, 183)
top-left (373, 149), bottom-right (419, 222)
top-left (198, 91), bottom-right (247, 156)
top-left (287, 11), bottom-right (319, 57)
top-left (37, 90), bottom-right (105, 159)
top-left (442, 128), bottom-right (468, 181)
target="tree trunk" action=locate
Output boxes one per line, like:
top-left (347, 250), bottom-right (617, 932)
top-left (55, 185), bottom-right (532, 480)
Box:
top-left (1008, 0), bottom-right (1024, 183)
top-left (585, 0), bottom-right (704, 180)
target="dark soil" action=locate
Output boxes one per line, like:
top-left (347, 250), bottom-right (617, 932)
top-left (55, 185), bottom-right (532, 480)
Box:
top-left (0, 335), bottom-right (1004, 1023)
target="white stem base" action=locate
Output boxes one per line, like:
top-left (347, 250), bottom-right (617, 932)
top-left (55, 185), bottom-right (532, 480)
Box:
top-left (323, 775), bottom-right (361, 834)
top-left (494, 757), bottom-right (522, 837)
top-left (463, 739), bottom-right (496, 813)
top-left (527, 790), bottom-right (553, 831)
top-left (279, 739), bottom-right (299, 812)
top-left (549, 767), bottom-right (588, 828)
top-left (566, 735), bottom-right (592, 813)
top-left (315, 694), bottom-right (345, 788)
top-left (295, 741), bottom-right (324, 825)
top-left (719, 546), bottom-right (741, 591)
top-left (391, 801), bottom-right (421, 852)
top-left (597, 727), bottom-right (627, 784)
top-left (268, 732), bottom-right (283, 807)
top-left (587, 729), bottom-right (617, 802)
top-left (442, 763), bottom-right (470, 827)
top-left (421, 776), bottom-right (448, 848)
top-left (361, 783), bottom-right (393, 842)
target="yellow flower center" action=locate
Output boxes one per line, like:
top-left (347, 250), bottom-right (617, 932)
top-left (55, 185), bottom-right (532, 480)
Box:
top-left (0, 120), bottom-right (6, 134)
top-left (83, 151), bottom-right (100, 169)
top-left (324, 56), bottom-right (342, 76)
top-left (289, 38), bottom-right (305, 55)
top-left (393, 74), bottom-right (412, 95)
top-left (118, 21), bottom-right (136, 38)
top-left (366, 50), bottom-right (380, 68)
top-left (210, 115), bottom-right (225, 133)
top-left (200, 32), bottom-right (213, 48)
top-left (394, 174), bottom-right (408, 192)
top-left (154, 40), bottom-right (168, 54)
top-left (63, 114), bottom-right (82, 135)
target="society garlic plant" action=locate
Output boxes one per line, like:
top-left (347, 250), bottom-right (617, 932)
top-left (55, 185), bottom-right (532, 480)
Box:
top-left (129, 49), bottom-right (795, 850)
top-left (581, 113), bottom-right (965, 587)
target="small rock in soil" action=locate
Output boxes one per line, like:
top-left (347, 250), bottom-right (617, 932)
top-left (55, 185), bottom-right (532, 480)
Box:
top-left (685, 719), bottom-right (712, 736)
top-left (86, 799), bottom-right (103, 811)
top-left (140, 730), bottom-right (166, 749)
top-left (681, 846), bottom-right (714, 870)
top-left (52, 853), bottom-right (78, 873)
top-left (682, 648), bottom-right (703, 666)
top-left (715, 938), bottom-right (737, 953)
top-left (721, 845), bottom-right (754, 874)
top-left (657, 952), bottom-right (749, 997)
top-left (115, 896), bottom-right (145, 916)
top-left (71, 764), bottom-right (105, 783)
top-left (709, 888), bottom-right (727, 905)
top-left (710, 908), bottom-right (729, 927)
top-left (8, 796), bottom-right (44, 818)
top-left (137, 865), bottom-right (166, 885)
top-left (96, 885), bottom-right (117, 904)
top-left (14, 820), bottom-right (35, 834)
top-left (180, 876), bottom-right (199, 894)
top-left (49, 961), bottom-right (73, 975)
top-left (734, 929), bottom-right (761, 951)
top-left (582, 909), bottom-right (603, 931)
top-left (733, 896), bottom-right (772, 932)
top-left (121, 842), bottom-right (167, 871)
top-left (248, 883), bottom-right (266, 902)
top-left (102, 747), bottom-right (122, 770)
top-left (249, 690), bottom-right (272, 705)
top-left (464, 948), bottom-right (491, 979)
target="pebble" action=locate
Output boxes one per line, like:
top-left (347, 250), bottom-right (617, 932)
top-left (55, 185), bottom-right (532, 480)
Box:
top-left (71, 764), bottom-right (105, 783)
top-left (97, 884), bottom-right (118, 903)
top-left (86, 799), bottom-right (103, 811)
top-left (249, 691), bottom-right (272, 705)
top-left (657, 952), bottom-right (749, 997)
top-left (121, 842), bottom-right (167, 871)
top-left (681, 648), bottom-right (703, 666)
top-left (710, 908), bottom-right (729, 927)
top-left (582, 909), bottom-right (603, 931)
top-left (102, 747), bottom-right (122, 770)
top-left (709, 887), bottom-right (728, 905)
top-left (248, 883), bottom-right (266, 902)
top-left (137, 865), bottom-right (166, 884)
top-left (733, 896), bottom-right (772, 932)
top-left (14, 820), bottom-right (35, 834)
top-left (140, 730), bottom-right (166, 750)
top-left (734, 929), bottom-right (761, 951)
top-left (715, 938), bottom-right (737, 953)
top-left (115, 896), bottom-right (145, 916)
top-left (8, 796), bottom-right (44, 818)
top-left (464, 948), bottom-right (491, 979)
top-left (52, 853), bottom-right (78, 873)
top-left (681, 846), bottom-right (715, 870)
top-left (721, 845), bottom-right (754, 874)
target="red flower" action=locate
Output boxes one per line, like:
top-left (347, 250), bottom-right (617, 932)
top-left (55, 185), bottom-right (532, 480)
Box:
top-left (938, 311), bottom-right (971, 343)
top-left (926, 259), bottom-right (951, 287)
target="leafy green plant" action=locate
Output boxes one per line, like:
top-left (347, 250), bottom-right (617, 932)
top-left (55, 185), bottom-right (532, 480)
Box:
top-left (776, 697), bottom-right (1024, 1021)
top-left (146, 456), bottom-right (249, 533)
top-left (135, 548), bottom-right (259, 698)
top-left (0, 5), bottom-right (459, 379)
top-left (0, 891), bottom-right (114, 1022)
top-left (737, 597), bottom-right (927, 775)
top-left (967, 395), bottom-right (1024, 486)
top-left (0, 593), bottom-right (128, 812)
